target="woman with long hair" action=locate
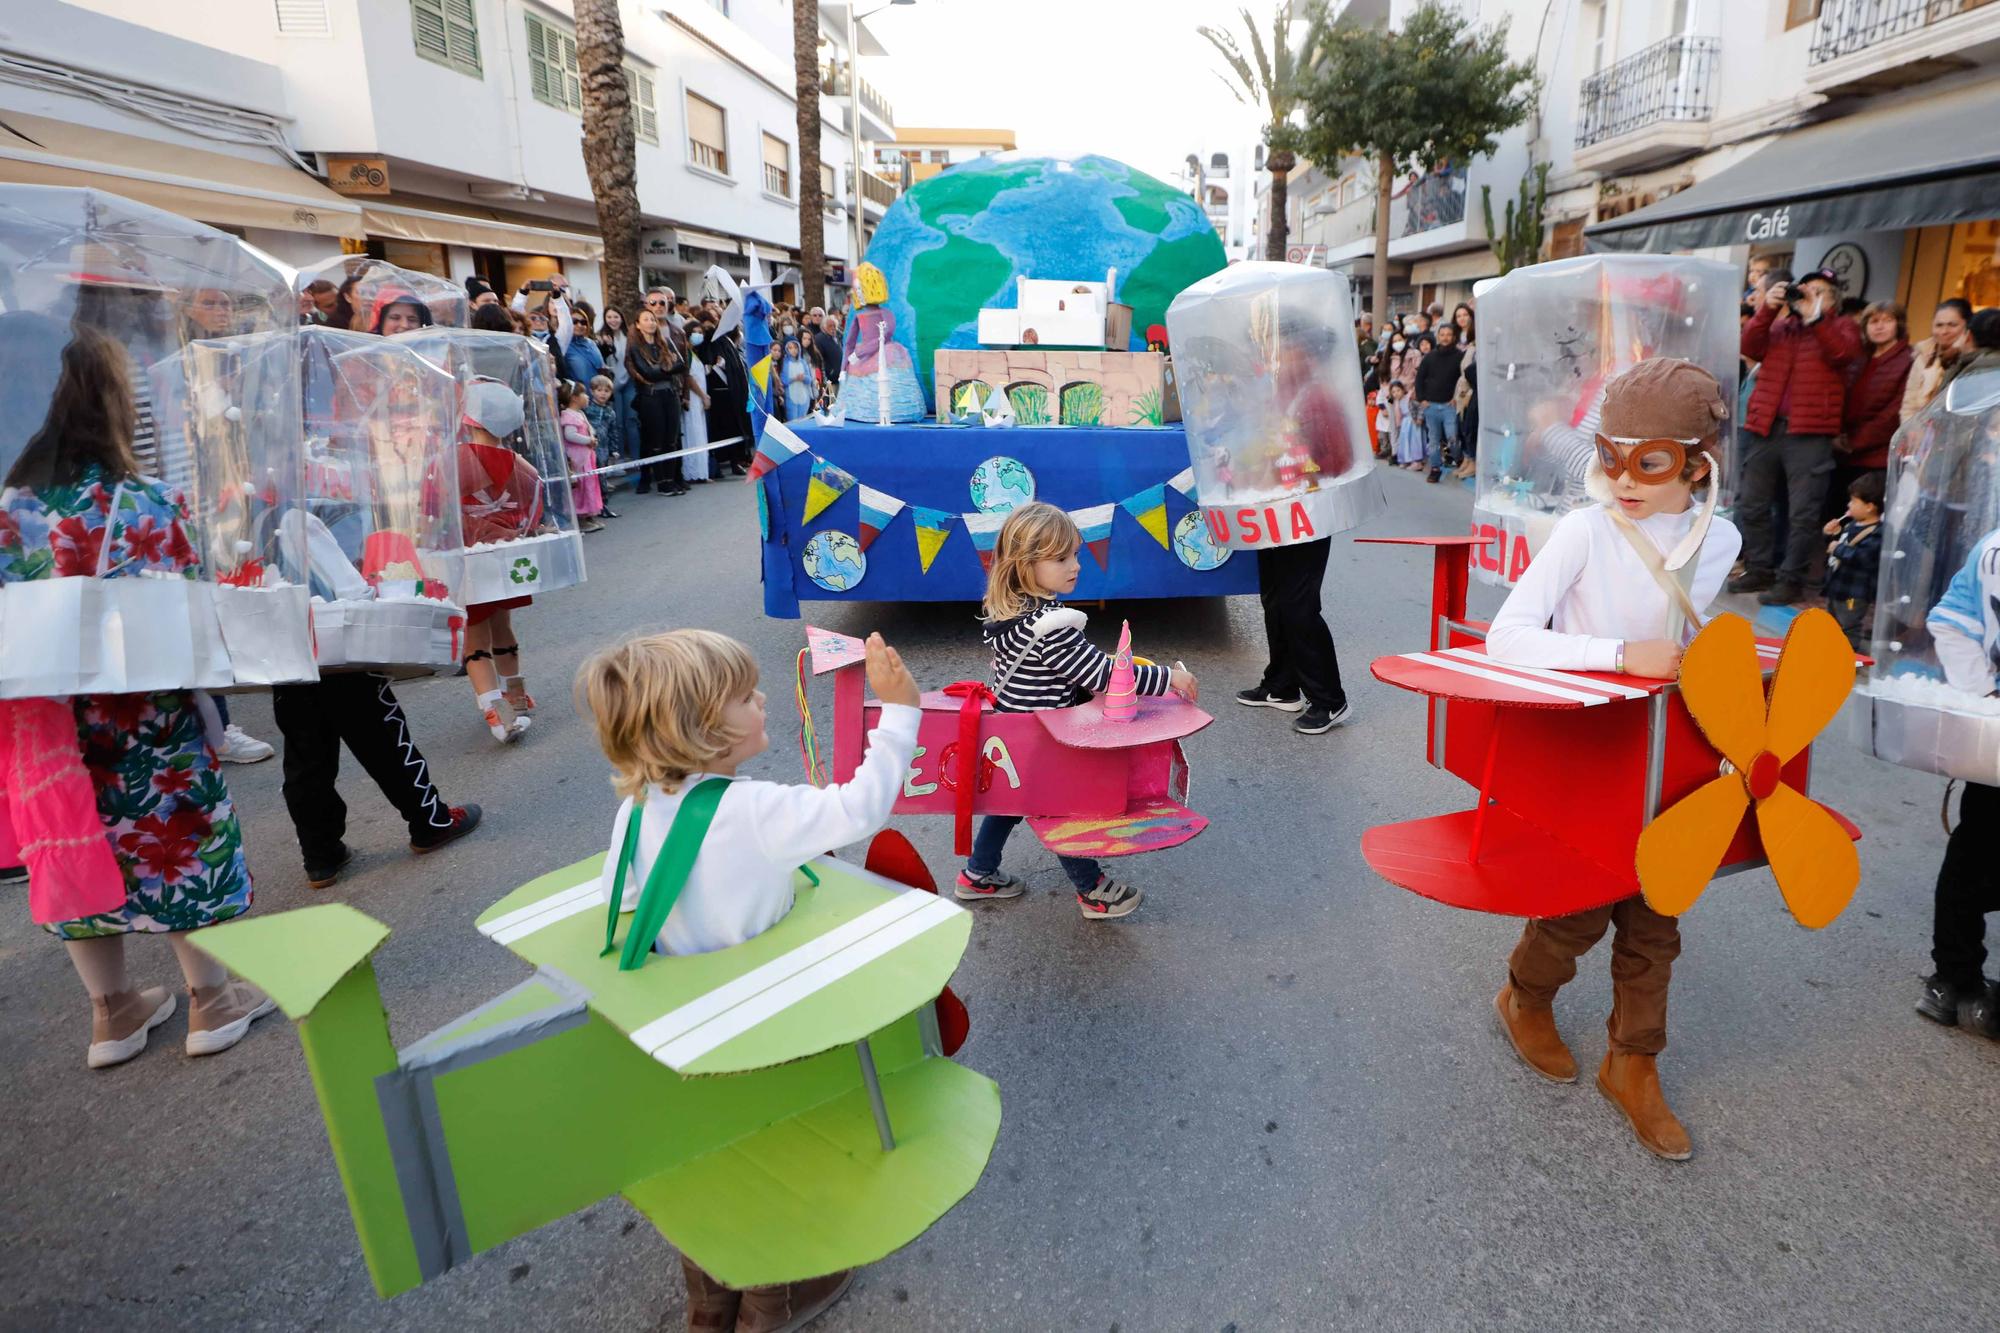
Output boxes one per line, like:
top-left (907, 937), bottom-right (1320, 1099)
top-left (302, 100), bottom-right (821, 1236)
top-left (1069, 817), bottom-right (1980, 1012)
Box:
top-left (1452, 301), bottom-right (1479, 478)
top-left (625, 306), bottom-right (686, 496)
top-left (597, 305), bottom-right (638, 491)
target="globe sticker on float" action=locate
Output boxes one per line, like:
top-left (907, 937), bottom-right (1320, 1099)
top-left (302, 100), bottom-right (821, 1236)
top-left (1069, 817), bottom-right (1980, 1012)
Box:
top-left (969, 456), bottom-right (1035, 513)
top-left (801, 530), bottom-right (866, 592)
top-left (1172, 510), bottom-right (1232, 571)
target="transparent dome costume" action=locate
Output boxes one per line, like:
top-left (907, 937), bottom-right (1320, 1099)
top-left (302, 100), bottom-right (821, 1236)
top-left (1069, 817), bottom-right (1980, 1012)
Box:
top-left (0, 184), bottom-right (314, 695)
top-left (295, 254), bottom-right (469, 332)
top-left (1166, 262), bottom-right (1382, 548)
top-left (1471, 255), bottom-right (1737, 586)
top-left (1852, 366), bottom-right (2000, 781)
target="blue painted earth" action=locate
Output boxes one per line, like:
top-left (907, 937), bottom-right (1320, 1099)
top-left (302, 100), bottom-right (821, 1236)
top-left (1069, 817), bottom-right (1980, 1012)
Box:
top-left (1172, 510), bottom-right (1232, 571)
top-left (802, 530), bottom-right (865, 592)
top-left (969, 456), bottom-right (1035, 513)
top-left (864, 153), bottom-right (1227, 412)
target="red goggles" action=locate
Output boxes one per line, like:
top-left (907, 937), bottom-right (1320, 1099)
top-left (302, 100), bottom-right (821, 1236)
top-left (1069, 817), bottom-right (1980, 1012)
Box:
top-left (1595, 433), bottom-right (1700, 485)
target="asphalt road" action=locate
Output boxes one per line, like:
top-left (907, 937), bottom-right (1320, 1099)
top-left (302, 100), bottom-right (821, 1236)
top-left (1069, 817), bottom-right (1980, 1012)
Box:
top-left (3, 465), bottom-right (1995, 1332)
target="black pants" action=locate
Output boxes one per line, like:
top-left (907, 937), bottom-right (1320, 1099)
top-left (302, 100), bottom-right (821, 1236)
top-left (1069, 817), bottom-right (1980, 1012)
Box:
top-left (272, 673), bottom-right (452, 868)
top-left (1933, 781), bottom-right (2000, 989)
top-left (1736, 422), bottom-right (1835, 584)
top-left (633, 385), bottom-right (682, 491)
top-left (1254, 537), bottom-right (1347, 712)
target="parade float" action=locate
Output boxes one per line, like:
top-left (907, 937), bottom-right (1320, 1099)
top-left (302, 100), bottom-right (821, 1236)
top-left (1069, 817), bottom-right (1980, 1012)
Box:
top-left (758, 153), bottom-right (1254, 618)
top-left (0, 184), bottom-right (317, 696)
top-left (1470, 254), bottom-right (1737, 586)
top-left (1848, 365), bottom-right (2000, 781)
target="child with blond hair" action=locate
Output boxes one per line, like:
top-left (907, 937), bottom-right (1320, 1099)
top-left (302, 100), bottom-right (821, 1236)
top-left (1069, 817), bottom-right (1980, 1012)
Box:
top-left (957, 502), bottom-right (1197, 919)
top-left (574, 627), bottom-right (921, 1329)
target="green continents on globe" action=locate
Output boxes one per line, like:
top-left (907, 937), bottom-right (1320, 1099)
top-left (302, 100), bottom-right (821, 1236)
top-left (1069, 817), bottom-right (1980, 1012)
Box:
top-left (910, 237), bottom-right (1011, 400)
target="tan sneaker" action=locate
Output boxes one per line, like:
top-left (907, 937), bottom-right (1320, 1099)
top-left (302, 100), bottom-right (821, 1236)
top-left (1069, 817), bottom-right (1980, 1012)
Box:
top-left (735, 1271), bottom-right (854, 1333)
top-left (186, 979), bottom-right (277, 1057)
top-left (87, 986), bottom-right (176, 1069)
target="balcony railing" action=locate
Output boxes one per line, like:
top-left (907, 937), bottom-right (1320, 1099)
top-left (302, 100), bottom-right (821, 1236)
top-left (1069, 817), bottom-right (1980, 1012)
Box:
top-left (1576, 35), bottom-right (1719, 147)
top-left (819, 64), bottom-right (895, 129)
top-left (861, 171), bottom-right (899, 207)
top-left (1812, 0), bottom-right (1997, 63)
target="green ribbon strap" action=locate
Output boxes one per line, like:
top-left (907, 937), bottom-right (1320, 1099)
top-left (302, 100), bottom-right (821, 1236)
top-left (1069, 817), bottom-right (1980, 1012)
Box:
top-left (600, 777), bottom-right (731, 971)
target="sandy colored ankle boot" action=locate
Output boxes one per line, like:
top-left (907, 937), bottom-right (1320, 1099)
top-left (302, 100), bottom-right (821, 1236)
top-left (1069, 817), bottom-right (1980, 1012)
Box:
top-left (88, 986), bottom-right (176, 1069)
top-left (1597, 1052), bottom-right (1693, 1161)
top-left (1494, 982), bottom-right (1577, 1082)
top-left (679, 1255), bottom-right (740, 1333)
top-left (186, 979), bottom-right (276, 1057)
top-left (735, 1270), bottom-right (854, 1333)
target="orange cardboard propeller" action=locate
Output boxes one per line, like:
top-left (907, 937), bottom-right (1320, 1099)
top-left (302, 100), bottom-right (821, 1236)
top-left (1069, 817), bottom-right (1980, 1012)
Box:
top-left (1636, 610), bottom-right (1859, 928)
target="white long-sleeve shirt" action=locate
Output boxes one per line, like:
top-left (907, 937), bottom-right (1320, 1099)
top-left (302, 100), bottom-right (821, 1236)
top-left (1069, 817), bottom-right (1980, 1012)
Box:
top-left (1486, 503), bottom-right (1742, 671)
top-left (598, 703), bottom-right (920, 956)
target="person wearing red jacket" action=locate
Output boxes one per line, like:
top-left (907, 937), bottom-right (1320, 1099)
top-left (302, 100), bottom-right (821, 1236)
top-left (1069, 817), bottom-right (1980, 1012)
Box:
top-left (1729, 266), bottom-right (1865, 604)
top-left (1838, 302), bottom-right (1914, 474)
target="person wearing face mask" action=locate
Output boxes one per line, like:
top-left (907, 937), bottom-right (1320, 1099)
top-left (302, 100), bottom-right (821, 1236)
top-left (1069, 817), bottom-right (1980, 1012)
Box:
top-left (682, 321), bottom-right (714, 484)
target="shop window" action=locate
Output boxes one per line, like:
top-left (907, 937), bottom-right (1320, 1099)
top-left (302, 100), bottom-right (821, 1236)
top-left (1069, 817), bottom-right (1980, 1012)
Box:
top-left (763, 133), bottom-right (791, 197)
top-left (411, 0), bottom-right (480, 78)
top-left (1945, 219), bottom-right (2000, 308)
top-left (688, 92), bottom-right (729, 174)
top-left (628, 67), bottom-right (659, 144)
top-left (525, 12), bottom-right (582, 114)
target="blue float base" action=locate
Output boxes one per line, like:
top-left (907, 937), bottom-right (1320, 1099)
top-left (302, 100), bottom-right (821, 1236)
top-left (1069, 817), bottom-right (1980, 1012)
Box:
top-left (759, 423), bottom-right (1256, 619)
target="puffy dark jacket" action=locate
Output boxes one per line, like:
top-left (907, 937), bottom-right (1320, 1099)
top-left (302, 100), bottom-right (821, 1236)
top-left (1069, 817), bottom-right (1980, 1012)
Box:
top-left (1840, 341), bottom-right (1913, 470)
top-left (1741, 304), bottom-right (1864, 437)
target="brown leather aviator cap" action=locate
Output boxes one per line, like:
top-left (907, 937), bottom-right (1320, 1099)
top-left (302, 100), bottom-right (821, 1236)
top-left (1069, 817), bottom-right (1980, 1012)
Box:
top-left (1600, 358), bottom-right (1729, 442)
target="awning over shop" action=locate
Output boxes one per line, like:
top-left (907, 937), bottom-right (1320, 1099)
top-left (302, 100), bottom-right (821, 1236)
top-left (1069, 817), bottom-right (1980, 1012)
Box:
top-left (0, 110), bottom-right (363, 239)
top-left (1586, 79), bottom-right (2000, 253)
top-left (361, 199), bottom-right (604, 261)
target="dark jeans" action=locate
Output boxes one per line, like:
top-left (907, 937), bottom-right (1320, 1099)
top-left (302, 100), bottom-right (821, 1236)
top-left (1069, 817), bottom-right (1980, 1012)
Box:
top-left (1254, 537), bottom-right (1348, 712)
top-left (272, 672), bottom-right (452, 869)
top-left (1737, 422), bottom-right (1836, 584)
top-left (633, 384), bottom-right (682, 491)
top-left (1932, 781), bottom-right (2000, 989)
top-left (967, 815), bottom-right (1100, 892)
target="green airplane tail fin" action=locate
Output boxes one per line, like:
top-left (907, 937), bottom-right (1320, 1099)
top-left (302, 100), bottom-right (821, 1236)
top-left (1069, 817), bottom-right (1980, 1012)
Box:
top-left (193, 905), bottom-right (424, 1298)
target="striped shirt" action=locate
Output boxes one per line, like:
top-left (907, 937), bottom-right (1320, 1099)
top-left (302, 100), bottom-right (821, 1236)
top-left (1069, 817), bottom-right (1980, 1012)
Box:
top-left (984, 599), bottom-right (1171, 713)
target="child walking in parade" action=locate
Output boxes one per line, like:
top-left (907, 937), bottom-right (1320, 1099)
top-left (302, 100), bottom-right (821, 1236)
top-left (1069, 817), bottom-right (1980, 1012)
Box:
top-left (1484, 358), bottom-right (1741, 1161)
top-left (458, 378), bottom-right (540, 743)
top-left (1822, 470), bottom-right (1885, 650)
top-left (560, 381), bottom-right (605, 533)
top-left (577, 627), bottom-right (924, 1330)
top-left (957, 503), bottom-right (1198, 919)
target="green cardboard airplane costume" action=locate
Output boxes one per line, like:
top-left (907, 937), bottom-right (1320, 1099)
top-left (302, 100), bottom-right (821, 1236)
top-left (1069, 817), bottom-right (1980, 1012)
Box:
top-left (195, 841), bottom-right (1000, 1298)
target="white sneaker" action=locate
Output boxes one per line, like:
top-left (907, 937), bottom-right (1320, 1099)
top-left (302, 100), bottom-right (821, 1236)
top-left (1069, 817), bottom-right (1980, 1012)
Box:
top-left (217, 724), bottom-right (275, 764)
top-left (185, 980), bottom-right (277, 1057)
top-left (87, 987), bottom-right (176, 1069)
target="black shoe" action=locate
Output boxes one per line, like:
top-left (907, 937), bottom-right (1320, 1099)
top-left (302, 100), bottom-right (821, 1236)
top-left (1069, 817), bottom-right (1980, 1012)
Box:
top-left (1758, 581), bottom-right (1803, 606)
top-left (1235, 686), bottom-right (1307, 713)
top-left (0, 863), bottom-right (27, 885)
top-left (1728, 570), bottom-right (1774, 594)
top-left (1294, 702), bottom-right (1353, 735)
top-left (411, 804), bottom-right (483, 855)
top-left (1963, 981), bottom-right (2000, 1038)
top-left (600, 505), bottom-right (619, 519)
top-left (1917, 972), bottom-right (1983, 1026)
top-left (1426, 468), bottom-right (1442, 483)
top-left (305, 844), bottom-right (354, 891)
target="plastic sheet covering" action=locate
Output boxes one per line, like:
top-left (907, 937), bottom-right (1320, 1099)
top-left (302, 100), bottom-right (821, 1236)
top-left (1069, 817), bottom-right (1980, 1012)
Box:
top-left (1166, 262), bottom-right (1382, 550)
top-left (395, 327), bottom-right (584, 605)
top-left (0, 184), bottom-right (314, 694)
top-left (1852, 366), bottom-right (2000, 782)
top-left (299, 326), bottom-right (466, 669)
top-left (295, 254), bottom-right (468, 332)
top-left (1470, 255), bottom-right (1737, 586)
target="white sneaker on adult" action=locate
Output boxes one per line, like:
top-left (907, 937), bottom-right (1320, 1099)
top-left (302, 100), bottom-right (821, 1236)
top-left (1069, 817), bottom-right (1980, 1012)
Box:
top-left (87, 987), bottom-right (176, 1069)
top-left (185, 980), bottom-right (277, 1057)
top-left (216, 724), bottom-right (275, 764)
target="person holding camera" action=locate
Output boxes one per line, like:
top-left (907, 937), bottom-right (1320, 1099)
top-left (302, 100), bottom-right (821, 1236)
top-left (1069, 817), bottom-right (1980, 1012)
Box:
top-left (1730, 267), bottom-right (1865, 605)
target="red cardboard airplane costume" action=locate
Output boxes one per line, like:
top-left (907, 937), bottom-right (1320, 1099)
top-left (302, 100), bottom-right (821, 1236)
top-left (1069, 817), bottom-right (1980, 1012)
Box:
top-left (1359, 358), bottom-right (1864, 1162)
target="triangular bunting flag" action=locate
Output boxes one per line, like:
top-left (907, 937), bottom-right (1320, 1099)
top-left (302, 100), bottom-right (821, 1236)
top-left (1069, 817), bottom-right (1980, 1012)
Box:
top-left (748, 418), bottom-right (809, 480)
top-left (911, 505), bottom-right (956, 574)
top-left (750, 352), bottom-right (773, 394)
top-left (856, 484), bottom-right (905, 552)
top-left (1167, 466), bottom-right (1196, 498)
top-left (1120, 483), bottom-right (1170, 549)
top-left (962, 511), bottom-right (1008, 573)
top-left (803, 457), bottom-right (858, 522)
top-left (1070, 502), bottom-right (1115, 571)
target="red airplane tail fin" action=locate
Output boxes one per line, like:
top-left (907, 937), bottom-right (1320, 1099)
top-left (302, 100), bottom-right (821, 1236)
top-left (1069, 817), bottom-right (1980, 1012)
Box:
top-left (863, 829), bottom-right (968, 1056)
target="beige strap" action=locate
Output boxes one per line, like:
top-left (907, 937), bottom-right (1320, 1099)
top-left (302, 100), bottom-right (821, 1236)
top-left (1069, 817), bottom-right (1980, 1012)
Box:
top-left (1606, 506), bottom-right (1703, 639)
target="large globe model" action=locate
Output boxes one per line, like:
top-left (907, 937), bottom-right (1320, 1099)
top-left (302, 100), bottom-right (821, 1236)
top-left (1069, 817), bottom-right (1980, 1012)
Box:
top-left (864, 153), bottom-right (1226, 412)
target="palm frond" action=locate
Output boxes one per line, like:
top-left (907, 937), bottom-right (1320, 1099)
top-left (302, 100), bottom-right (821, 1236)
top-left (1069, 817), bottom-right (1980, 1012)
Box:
top-left (1197, 24), bottom-right (1259, 103)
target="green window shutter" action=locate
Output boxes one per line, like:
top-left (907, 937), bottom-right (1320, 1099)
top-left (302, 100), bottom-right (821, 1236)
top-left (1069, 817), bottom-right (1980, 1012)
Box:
top-left (561, 32), bottom-right (582, 112)
top-left (524, 13), bottom-right (552, 105)
top-left (443, 0), bottom-right (480, 74)
top-left (627, 68), bottom-right (659, 144)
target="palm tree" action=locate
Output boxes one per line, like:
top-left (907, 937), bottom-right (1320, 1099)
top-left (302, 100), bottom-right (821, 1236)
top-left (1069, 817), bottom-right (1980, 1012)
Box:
top-left (1198, 4), bottom-right (1306, 262)
top-left (794, 0), bottom-right (826, 308)
top-left (574, 0), bottom-right (641, 318)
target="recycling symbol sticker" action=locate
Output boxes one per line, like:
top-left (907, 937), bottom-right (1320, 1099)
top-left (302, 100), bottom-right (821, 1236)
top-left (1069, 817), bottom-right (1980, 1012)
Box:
top-left (509, 556), bottom-right (540, 585)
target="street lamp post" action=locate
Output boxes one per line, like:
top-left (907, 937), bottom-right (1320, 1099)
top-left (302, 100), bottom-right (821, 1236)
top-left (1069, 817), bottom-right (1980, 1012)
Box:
top-left (842, 0), bottom-right (912, 304)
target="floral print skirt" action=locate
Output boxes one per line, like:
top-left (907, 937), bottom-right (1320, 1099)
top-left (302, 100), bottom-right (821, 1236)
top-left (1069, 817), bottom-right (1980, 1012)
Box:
top-left (44, 690), bottom-right (253, 939)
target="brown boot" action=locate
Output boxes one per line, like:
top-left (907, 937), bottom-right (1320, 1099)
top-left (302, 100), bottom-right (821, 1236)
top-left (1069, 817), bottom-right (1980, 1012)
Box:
top-left (679, 1256), bottom-right (740, 1333)
top-left (87, 986), bottom-right (176, 1069)
top-left (1494, 982), bottom-right (1577, 1082)
top-left (1596, 1052), bottom-right (1693, 1161)
top-left (185, 979), bottom-right (276, 1057)
top-left (734, 1271), bottom-right (854, 1333)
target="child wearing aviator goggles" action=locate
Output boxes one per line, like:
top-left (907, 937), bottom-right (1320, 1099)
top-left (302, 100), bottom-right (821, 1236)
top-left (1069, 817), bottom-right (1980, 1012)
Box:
top-left (1483, 357), bottom-right (1740, 1164)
